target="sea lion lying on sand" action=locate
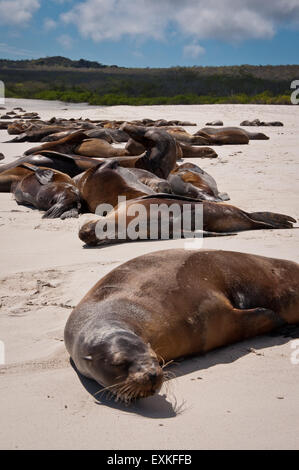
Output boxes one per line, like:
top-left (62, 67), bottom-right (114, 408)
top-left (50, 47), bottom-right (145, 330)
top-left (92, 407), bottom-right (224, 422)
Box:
top-left (170, 163), bottom-right (229, 201)
top-left (64, 249), bottom-right (299, 402)
top-left (79, 196), bottom-right (295, 246)
top-left (200, 126), bottom-right (269, 141)
top-left (12, 165), bottom-right (81, 219)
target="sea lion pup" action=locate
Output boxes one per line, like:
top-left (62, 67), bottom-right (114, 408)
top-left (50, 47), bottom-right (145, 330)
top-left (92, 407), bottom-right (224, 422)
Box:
top-left (0, 153), bottom-right (4, 161)
top-left (64, 249), bottom-right (299, 401)
top-left (200, 126), bottom-right (269, 141)
top-left (120, 123), bottom-right (177, 178)
top-left (79, 196), bottom-right (295, 247)
top-left (169, 163), bottom-right (229, 202)
top-left (12, 165), bottom-right (81, 219)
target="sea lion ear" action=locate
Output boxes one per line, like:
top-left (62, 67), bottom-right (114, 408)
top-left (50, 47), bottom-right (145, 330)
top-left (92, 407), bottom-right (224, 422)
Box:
top-left (82, 355), bottom-right (93, 361)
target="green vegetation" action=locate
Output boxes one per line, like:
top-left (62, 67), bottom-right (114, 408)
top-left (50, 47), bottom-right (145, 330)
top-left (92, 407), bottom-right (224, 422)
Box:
top-left (1, 57), bottom-right (297, 105)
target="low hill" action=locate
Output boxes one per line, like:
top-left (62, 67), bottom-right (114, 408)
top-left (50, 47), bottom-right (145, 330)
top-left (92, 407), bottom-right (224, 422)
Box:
top-left (1, 57), bottom-right (298, 105)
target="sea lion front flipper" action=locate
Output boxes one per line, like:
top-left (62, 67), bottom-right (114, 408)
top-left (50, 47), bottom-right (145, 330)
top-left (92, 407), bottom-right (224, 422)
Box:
top-left (35, 169), bottom-right (54, 185)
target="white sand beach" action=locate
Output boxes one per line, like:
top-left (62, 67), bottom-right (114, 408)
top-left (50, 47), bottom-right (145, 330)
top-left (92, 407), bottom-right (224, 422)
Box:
top-left (0, 99), bottom-right (298, 450)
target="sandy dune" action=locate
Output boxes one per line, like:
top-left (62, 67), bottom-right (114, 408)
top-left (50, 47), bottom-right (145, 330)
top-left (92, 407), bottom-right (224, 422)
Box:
top-left (0, 99), bottom-right (298, 450)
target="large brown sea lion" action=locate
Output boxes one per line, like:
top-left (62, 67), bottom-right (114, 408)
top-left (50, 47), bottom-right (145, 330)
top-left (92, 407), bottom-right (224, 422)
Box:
top-left (194, 128), bottom-right (250, 144)
top-left (75, 138), bottom-right (129, 158)
top-left (64, 249), bottom-right (299, 402)
top-left (12, 165), bottom-right (81, 219)
top-left (24, 131), bottom-right (129, 159)
top-left (0, 151), bottom-right (148, 183)
top-left (79, 196), bottom-right (295, 246)
top-left (76, 161), bottom-right (160, 213)
top-left (24, 131), bottom-right (88, 156)
top-left (120, 124), bottom-right (177, 178)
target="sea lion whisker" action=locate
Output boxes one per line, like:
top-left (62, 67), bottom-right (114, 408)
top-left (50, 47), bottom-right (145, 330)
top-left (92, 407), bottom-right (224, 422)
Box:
top-left (162, 359), bottom-right (174, 369)
top-left (93, 380), bottom-right (127, 397)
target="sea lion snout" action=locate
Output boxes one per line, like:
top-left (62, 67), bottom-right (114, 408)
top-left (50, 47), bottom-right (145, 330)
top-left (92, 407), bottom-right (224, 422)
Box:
top-left (79, 220), bottom-right (98, 246)
top-left (128, 356), bottom-right (163, 392)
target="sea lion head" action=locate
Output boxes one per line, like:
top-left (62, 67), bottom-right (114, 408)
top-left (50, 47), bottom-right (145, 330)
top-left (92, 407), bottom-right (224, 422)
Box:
top-left (81, 325), bottom-right (164, 402)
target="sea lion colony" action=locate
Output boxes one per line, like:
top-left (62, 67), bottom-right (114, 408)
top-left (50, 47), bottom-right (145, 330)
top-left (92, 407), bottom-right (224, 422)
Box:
top-left (1, 108), bottom-right (298, 404)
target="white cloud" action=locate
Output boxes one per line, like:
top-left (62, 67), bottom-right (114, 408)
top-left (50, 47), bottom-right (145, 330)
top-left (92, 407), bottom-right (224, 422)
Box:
top-left (57, 34), bottom-right (73, 49)
top-left (61, 0), bottom-right (299, 43)
top-left (0, 0), bottom-right (40, 26)
top-left (183, 43), bottom-right (205, 59)
top-left (61, 0), bottom-right (169, 42)
top-left (44, 18), bottom-right (57, 31)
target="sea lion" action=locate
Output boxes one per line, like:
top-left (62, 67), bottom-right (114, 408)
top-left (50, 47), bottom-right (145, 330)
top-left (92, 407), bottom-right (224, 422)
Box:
top-left (40, 129), bottom-right (82, 143)
top-left (125, 168), bottom-right (172, 194)
top-left (240, 119), bottom-right (283, 127)
top-left (24, 131), bottom-right (89, 156)
top-left (75, 138), bottom-right (129, 158)
top-left (4, 126), bottom-right (77, 143)
top-left (0, 164), bottom-right (37, 192)
top-left (12, 165), bottom-right (81, 219)
top-left (166, 128), bottom-right (210, 145)
top-left (76, 161), bottom-right (158, 213)
top-left (178, 143), bottom-right (218, 158)
top-left (24, 131), bottom-right (129, 159)
top-left (205, 120), bottom-right (223, 126)
top-left (79, 196), bottom-right (295, 246)
top-left (64, 249), bottom-right (299, 402)
top-left (0, 151), bottom-right (148, 181)
top-left (169, 163), bottom-right (229, 201)
top-left (194, 128), bottom-right (249, 145)
top-left (200, 126), bottom-right (269, 141)
top-left (126, 138), bottom-right (217, 159)
top-left (120, 124), bottom-right (177, 178)
top-left (125, 138), bottom-right (146, 156)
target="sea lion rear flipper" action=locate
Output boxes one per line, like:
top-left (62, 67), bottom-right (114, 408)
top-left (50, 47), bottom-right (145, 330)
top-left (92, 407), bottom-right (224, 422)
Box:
top-left (233, 307), bottom-right (286, 338)
top-left (249, 211), bottom-right (296, 229)
top-left (35, 169), bottom-right (54, 185)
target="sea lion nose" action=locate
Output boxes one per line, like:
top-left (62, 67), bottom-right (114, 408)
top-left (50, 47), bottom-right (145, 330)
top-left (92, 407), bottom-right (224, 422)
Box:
top-left (148, 371), bottom-right (160, 386)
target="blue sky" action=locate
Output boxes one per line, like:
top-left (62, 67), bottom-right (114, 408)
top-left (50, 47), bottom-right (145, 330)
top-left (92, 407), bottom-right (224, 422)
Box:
top-left (0, 0), bottom-right (298, 67)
